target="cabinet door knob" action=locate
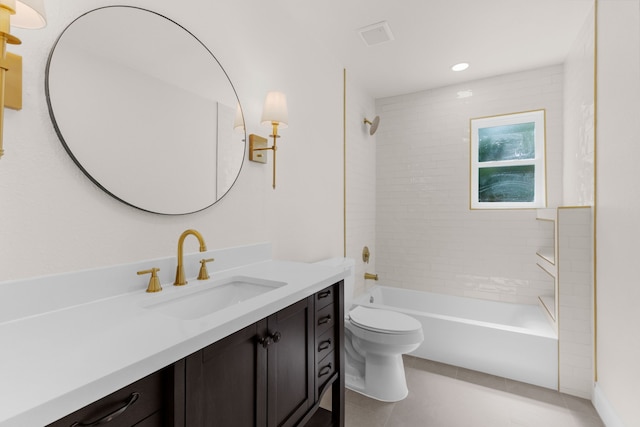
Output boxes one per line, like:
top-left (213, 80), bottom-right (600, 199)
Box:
top-left (71, 392), bottom-right (140, 426)
top-left (259, 336), bottom-right (273, 348)
top-left (259, 332), bottom-right (282, 348)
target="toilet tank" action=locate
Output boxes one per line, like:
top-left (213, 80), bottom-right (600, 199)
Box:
top-left (314, 258), bottom-right (355, 309)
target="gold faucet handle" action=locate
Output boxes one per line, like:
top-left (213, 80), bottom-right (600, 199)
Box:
top-left (198, 258), bottom-right (215, 280)
top-left (138, 268), bottom-right (162, 293)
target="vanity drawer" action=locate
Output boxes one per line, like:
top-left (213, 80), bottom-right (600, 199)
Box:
top-left (315, 303), bottom-right (335, 337)
top-left (315, 286), bottom-right (335, 310)
top-left (316, 329), bottom-right (335, 362)
top-left (47, 369), bottom-right (167, 427)
top-left (316, 351), bottom-right (336, 393)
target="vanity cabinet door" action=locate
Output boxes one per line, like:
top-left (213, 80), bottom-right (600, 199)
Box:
top-left (266, 297), bottom-right (314, 427)
top-left (183, 289), bottom-right (340, 427)
top-left (183, 297), bottom-right (315, 427)
top-left (185, 321), bottom-right (268, 427)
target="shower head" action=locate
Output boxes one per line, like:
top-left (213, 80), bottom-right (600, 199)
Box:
top-left (364, 116), bottom-right (380, 135)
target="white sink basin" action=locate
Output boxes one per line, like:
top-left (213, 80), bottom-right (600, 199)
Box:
top-left (142, 276), bottom-right (286, 320)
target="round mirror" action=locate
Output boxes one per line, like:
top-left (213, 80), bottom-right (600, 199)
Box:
top-left (46, 6), bottom-right (246, 215)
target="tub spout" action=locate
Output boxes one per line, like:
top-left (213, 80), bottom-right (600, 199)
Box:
top-left (364, 272), bottom-right (378, 281)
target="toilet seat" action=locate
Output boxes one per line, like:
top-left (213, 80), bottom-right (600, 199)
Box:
top-left (349, 306), bottom-right (422, 335)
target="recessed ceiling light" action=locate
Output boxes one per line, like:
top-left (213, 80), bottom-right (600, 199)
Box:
top-left (451, 62), bottom-right (470, 72)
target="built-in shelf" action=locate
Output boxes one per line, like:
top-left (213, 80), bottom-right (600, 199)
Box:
top-left (536, 208), bottom-right (557, 222)
top-left (538, 295), bottom-right (556, 322)
top-left (537, 259), bottom-right (557, 279)
top-left (536, 248), bottom-right (556, 266)
top-left (535, 206), bottom-right (594, 397)
top-left (536, 207), bottom-right (558, 333)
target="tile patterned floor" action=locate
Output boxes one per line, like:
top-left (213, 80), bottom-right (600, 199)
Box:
top-left (344, 356), bottom-right (605, 427)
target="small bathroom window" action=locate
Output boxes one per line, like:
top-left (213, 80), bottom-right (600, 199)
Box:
top-left (469, 109), bottom-right (546, 209)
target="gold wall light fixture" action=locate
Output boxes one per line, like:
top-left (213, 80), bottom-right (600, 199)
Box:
top-left (0, 0), bottom-right (46, 160)
top-left (249, 91), bottom-right (288, 189)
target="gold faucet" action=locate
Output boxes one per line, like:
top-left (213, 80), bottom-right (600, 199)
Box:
top-left (174, 229), bottom-right (207, 286)
top-left (364, 272), bottom-right (379, 281)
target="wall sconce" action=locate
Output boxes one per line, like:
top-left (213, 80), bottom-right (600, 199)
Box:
top-left (0, 0), bottom-right (46, 160)
top-left (249, 91), bottom-right (288, 189)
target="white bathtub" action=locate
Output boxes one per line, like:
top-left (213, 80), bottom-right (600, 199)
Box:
top-left (353, 285), bottom-right (558, 389)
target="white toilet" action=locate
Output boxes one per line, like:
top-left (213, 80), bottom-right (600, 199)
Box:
top-left (315, 258), bottom-right (424, 402)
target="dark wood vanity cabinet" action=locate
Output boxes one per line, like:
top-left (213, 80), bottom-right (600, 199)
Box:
top-left (185, 297), bottom-right (314, 427)
top-left (46, 282), bottom-right (344, 427)
top-left (185, 281), bottom-right (344, 427)
top-left (266, 297), bottom-right (316, 426)
top-left (46, 365), bottom-right (181, 427)
top-left (184, 320), bottom-right (267, 426)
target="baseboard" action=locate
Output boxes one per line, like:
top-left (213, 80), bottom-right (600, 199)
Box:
top-left (593, 382), bottom-right (626, 427)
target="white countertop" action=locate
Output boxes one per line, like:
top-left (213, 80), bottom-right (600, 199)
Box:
top-left (0, 244), bottom-right (346, 426)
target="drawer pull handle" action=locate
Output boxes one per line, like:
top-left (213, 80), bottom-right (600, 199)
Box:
top-left (318, 339), bottom-right (332, 351)
top-left (318, 364), bottom-right (332, 377)
top-left (318, 290), bottom-right (332, 299)
top-left (318, 315), bottom-right (332, 325)
top-left (71, 392), bottom-right (140, 426)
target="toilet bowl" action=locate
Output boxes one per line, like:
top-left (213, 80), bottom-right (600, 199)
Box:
top-left (314, 258), bottom-right (424, 402)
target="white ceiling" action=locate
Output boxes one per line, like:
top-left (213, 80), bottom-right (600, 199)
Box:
top-left (275, 0), bottom-right (594, 99)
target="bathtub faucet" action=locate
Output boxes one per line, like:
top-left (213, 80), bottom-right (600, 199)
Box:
top-left (364, 272), bottom-right (378, 281)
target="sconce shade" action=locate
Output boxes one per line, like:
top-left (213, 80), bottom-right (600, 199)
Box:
top-left (233, 103), bottom-right (244, 132)
top-left (260, 91), bottom-right (288, 129)
top-left (13, 0), bottom-right (46, 29)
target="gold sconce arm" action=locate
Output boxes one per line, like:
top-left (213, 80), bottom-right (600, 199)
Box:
top-left (249, 122), bottom-right (281, 189)
top-left (249, 91), bottom-right (288, 189)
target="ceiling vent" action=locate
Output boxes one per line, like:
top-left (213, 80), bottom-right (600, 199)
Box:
top-left (357, 21), bottom-right (395, 46)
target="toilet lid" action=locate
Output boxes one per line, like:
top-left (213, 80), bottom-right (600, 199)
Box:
top-left (349, 306), bottom-right (422, 334)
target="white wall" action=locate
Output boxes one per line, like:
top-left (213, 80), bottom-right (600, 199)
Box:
top-left (595, 1), bottom-right (640, 426)
top-left (564, 5), bottom-right (596, 206)
top-left (0, 0), bottom-right (349, 282)
top-left (375, 66), bottom-right (564, 305)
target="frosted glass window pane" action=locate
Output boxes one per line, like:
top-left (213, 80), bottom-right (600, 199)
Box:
top-left (478, 122), bottom-right (536, 162)
top-left (478, 165), bottom-right (535, 202)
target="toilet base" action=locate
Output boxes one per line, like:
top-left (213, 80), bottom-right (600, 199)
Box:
top-left (345, 353), bottom-right (409, 402)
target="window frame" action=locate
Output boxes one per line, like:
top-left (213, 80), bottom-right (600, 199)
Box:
top-left (469, 109), bottom-right (547, 209)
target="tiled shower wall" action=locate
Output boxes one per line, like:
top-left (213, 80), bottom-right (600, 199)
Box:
top-left (375, 66), bottom-right (564, 305)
